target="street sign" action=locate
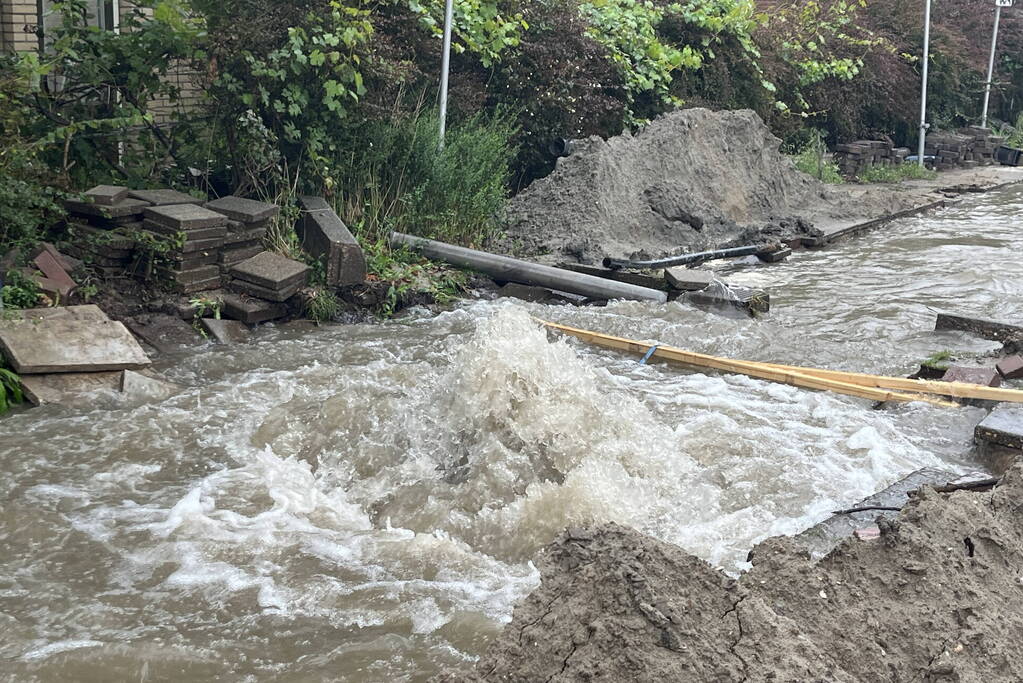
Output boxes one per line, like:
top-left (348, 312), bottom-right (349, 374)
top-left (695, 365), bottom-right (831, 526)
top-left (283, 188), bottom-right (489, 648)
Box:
top-left (996, 0), bottom-right (1012, 7)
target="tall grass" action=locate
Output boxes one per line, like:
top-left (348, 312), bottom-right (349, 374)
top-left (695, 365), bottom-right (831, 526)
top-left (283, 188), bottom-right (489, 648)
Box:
top-left (857, 163), bottom-right (936, 183)
top-left (329, 106), bottom-right (519, 248)
top-left (790, 131), bottom-right (843, 184)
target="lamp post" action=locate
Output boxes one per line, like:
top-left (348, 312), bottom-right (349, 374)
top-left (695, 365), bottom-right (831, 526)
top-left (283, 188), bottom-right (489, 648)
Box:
top-left (917, 0), bottom-right (933, 166)
top-left (981, 0), bottom-right (1013, 128)
top-left (438, 0), bottom-right (454, 151)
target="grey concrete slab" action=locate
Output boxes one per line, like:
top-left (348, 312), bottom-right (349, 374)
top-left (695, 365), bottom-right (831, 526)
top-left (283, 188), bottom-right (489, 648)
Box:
top-left (84, 185), bottom-right (128, 206)
top-left (664, 267), bottom-right (714, 291)
top-left (296, 196), bottom-right (366, 285)
top-left (65, 197), bottom-right (150, 219)
top-left (228, 277), bottom-right (302, 303)
top-left (219, 244), bottom-right (264, 265)
top-left (498, 283), bottom-right (588, 305)
top-left (144, 204), bottom-right (228, 230)
top-left (125, 314), bottom-right (202, 354)
top-left (976, 406), bottom-right (1023, 450)
top-left (128, 189), bottom-right (204, 206)
top-left (120, 369), bottom-right (181, 401)
top-left (557, 261), bottom-right (670, 291)
top-left (20, 371), bottom-right (123, 406)
top-left (17, 305), bottom-right (109, 323)
top-left (0, 317), bottom-right (150, 374)
top-left (142, 219), bottom-right (227, 241)
top-left (224, 226), bottom-right (267, 246)
top-left (200, 318), bottom-right (251, 344)
top-left (686, 285), bottom-right (769, 317)
top-left (206, 196), bottom-right (279, 224)
top-left (220, 293), bottom-right (288, 324)
top-left (229, 251), bottom-right (310, 291)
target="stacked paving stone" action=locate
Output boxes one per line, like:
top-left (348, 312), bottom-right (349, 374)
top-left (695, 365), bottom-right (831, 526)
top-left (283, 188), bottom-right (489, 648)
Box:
top-left (956, 126), bottom-right (1002, 166)
top-left (205, 196), bottom-right (278, 277)
top-left (142, 204), bottom-right (228, 293)
top-left (228, 251), bottom-right (311, 302)
top-left (833, 140), bottom-right (909, 177)
top-left (924, 131), bottom-right (972, 170)
top-left (64, 185), bottom-right (151, 275)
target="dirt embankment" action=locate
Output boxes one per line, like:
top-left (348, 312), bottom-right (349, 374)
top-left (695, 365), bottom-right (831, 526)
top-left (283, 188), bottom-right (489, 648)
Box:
top-left (500, 108), bottom-right (918, 264)
top-left (448, 460), bottom-right (1023, 681)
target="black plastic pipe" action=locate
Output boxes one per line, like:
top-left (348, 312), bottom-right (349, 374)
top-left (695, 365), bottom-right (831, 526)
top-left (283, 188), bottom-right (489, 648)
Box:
top-left (603, 245), bottom-right (762, 271)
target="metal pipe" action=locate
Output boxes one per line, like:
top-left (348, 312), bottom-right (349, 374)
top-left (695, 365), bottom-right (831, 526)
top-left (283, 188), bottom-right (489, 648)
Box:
top-left (602, 245), bottom-right (762, 271)
top-left (390, 232), bottom-right (668, 303)
top-left (438, 0), bottom-right (454, 151)
top-left (917, 0), bottom-right (933, 167)
top-left (981, 4), bottom-right (1003, 128)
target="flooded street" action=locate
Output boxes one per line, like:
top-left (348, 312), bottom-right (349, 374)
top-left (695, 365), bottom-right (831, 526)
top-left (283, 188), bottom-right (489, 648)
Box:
top-left (2, 187), bottom-right (1022, 681)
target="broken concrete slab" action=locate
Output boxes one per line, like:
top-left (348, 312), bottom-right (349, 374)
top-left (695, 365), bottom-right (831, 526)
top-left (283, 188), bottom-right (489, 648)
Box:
top-left (996, 355), bottom-right (1023, 380)
top-left (65, 197), bottom-right (151, 219)
top-left (120, 369), bottom-right (181, 402)
top-left (228, 277), bottom-right (303, 303)
top-left (20, 370), bottom-right (123, 406)
top-left (143, 204), bottom-right (228, 230)
top-left (941, 365), bottom-right (1002, 387)
top-left (664, 267), bottom-right (715, 291)
top-left (128, 189), bottom-right (204, 206)
top-left (125, 314), bottom-right (202, 354)
top-left (200, 318), bottom-right (251, 344)
top-left (84, 185), bottom-right (128, 206)
top-left (0, 316), bottom-right (150, 374)
top-left (975, 406), bottom-right (1023, 450)
top-left (935, 312), bottom-right (1023, 344)
top-left (206, 195), bottom-right (279, 224)
top-left (229, 251), bottom-right (311, 291)
top-left (757, 247), bottom-right (792, 263)
top-left (795, 467), bottom-right (957, 558)
top-left (296, 196), bottom-right (366, 286)
top-left (497, 282), bottom-right (588, 305)
top-left (219, 293), bottom-right (288, 324)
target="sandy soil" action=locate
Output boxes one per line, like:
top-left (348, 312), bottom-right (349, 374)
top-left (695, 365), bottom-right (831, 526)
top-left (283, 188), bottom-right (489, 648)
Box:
top-left (500, 108), bottom-right (1023, 264)
top-left (444, 459), bottom-right (1023, 681)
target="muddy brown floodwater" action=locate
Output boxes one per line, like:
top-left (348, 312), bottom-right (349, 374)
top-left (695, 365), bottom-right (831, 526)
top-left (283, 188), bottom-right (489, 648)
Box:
top-left (2, 187), bottom-right (1022, 681)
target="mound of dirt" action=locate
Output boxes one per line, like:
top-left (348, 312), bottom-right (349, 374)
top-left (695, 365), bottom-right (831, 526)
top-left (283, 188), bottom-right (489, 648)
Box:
top-left (500, 108), bottom-right (914, 264)
top-left (447, 459), bottom-right (1023, 681)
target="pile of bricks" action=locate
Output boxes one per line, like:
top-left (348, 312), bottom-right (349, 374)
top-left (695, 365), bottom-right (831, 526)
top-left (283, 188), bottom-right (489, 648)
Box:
top-left (63, 185), bottom-right (150, 276)
top-left (924, 131), bottom-right (972, 170)
top-left (142, 204), bottom-right (228, 294)
top-left (833, 141), bottom-right (910, 177)
top-left (206, 196), bottom-right (278, 277)
top-left (956, 126), bottom-right (1002, 166)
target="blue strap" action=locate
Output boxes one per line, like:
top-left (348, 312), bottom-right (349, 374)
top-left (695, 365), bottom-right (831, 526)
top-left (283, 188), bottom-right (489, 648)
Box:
top-left (639, 345), bottom-right (659, 365)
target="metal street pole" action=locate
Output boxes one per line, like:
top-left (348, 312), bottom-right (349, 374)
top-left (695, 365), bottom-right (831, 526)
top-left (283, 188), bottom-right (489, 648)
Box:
top-left (981, 1), bottom-right (1010, 128)
top-left (438, 0), bottom-right (454, 151)
top-left (917, 0), bottom-right (933, 166)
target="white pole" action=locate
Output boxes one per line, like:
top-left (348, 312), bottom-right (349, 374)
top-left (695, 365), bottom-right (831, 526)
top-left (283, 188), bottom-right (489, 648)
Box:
top-left (981, 4), bottom-right (1003, 128)
top-left (438, 0), bottom-right (454, 151)
top-left (917, 0), bottom-right (932, 167)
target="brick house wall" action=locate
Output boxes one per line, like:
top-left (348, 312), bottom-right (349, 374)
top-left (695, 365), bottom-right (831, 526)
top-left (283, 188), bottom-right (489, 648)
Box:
top-left (1, 0), bottom-right (41, 53)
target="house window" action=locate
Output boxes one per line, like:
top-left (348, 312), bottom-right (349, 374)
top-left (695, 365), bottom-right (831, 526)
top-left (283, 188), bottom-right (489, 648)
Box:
top-left (39, 0), bottom-right (119, 49)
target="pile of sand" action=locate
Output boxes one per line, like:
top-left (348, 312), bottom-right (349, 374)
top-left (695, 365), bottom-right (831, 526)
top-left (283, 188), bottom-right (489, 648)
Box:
top-left (501, 108), bottom-right (912, 264)
top-left (445, 460), bottom-right (1023, 681)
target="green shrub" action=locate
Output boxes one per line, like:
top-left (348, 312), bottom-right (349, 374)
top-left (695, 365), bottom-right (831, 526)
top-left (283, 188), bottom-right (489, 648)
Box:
top-left (305, 288), bottom-right (341, 324)
top-left (331, 108), bottom-right (518, 248)
top-left (857, 163), bottom-right (937, 183)
top-left (790, 131), bottom-right (843, 183)
top-left (1, 270), bottom-right (41, 309)
top-left (0, 366), bottom-right (24, 415)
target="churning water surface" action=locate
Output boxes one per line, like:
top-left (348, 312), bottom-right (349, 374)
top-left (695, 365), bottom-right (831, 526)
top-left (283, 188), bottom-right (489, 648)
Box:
top-left (2, 187), bottom-right (1023, 681)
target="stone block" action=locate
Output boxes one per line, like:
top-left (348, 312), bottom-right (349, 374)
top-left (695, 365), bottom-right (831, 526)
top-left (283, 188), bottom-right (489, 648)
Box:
top-left (757, 247), bottom-right (792, 263)
top-left (128, 189), bottom-right (204, 206)
top-left (0, 317), bottom-right (150, 374)
top-left (20, 371), bottom-right (123, 406)
top-left (36, 243), bottom-right (83, 274)
top-left (84, 185), bottom-right (129, 206)
top-left (144, 204), bottom-right (228, 230)
top-left (206, 195), bottom-right (279, 224)
top-left (941, 366), bottom-right (1001, 387)
top-left (200, 318), bottom-right (251, 344)
top-left (158, 264), bottom-right (221, 287)
top-left (220, 293), bottom-right (288, 324)
top-left (996, 356), bottom-right (1023, 380)
top-left (224, 226), bottom-right (267, 246)
top-left (229, 251), bottom-right (310, 291)
top-left (664, 267), bottom-right (715, 291)
top-left (125, 314), bottom-right (203, 353)
top-left (65, 197), bottom-right (150, 219)
top-left (975, 406), bottom-right (1023, 450)
top-left (17, 304), bottom-right (109, 323)
top-left (219, 244), bottom-right (264, 265)
top-left (686, 285), bottom-right (769, 316)
top-left (228, 277), bottom-right (303, 303)
top-left (142, 219), bottom-right (227, 241)
top-left (296, 196), bottom-right (366, 285)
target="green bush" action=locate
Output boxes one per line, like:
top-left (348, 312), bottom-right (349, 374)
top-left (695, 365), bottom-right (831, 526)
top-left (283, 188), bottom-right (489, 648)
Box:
top-left (331, 108), bottom-right (518, 247)
top-left (790, 131), bottom-right (843, 183)
top-left (0, 367), bottom-right (24, 416)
